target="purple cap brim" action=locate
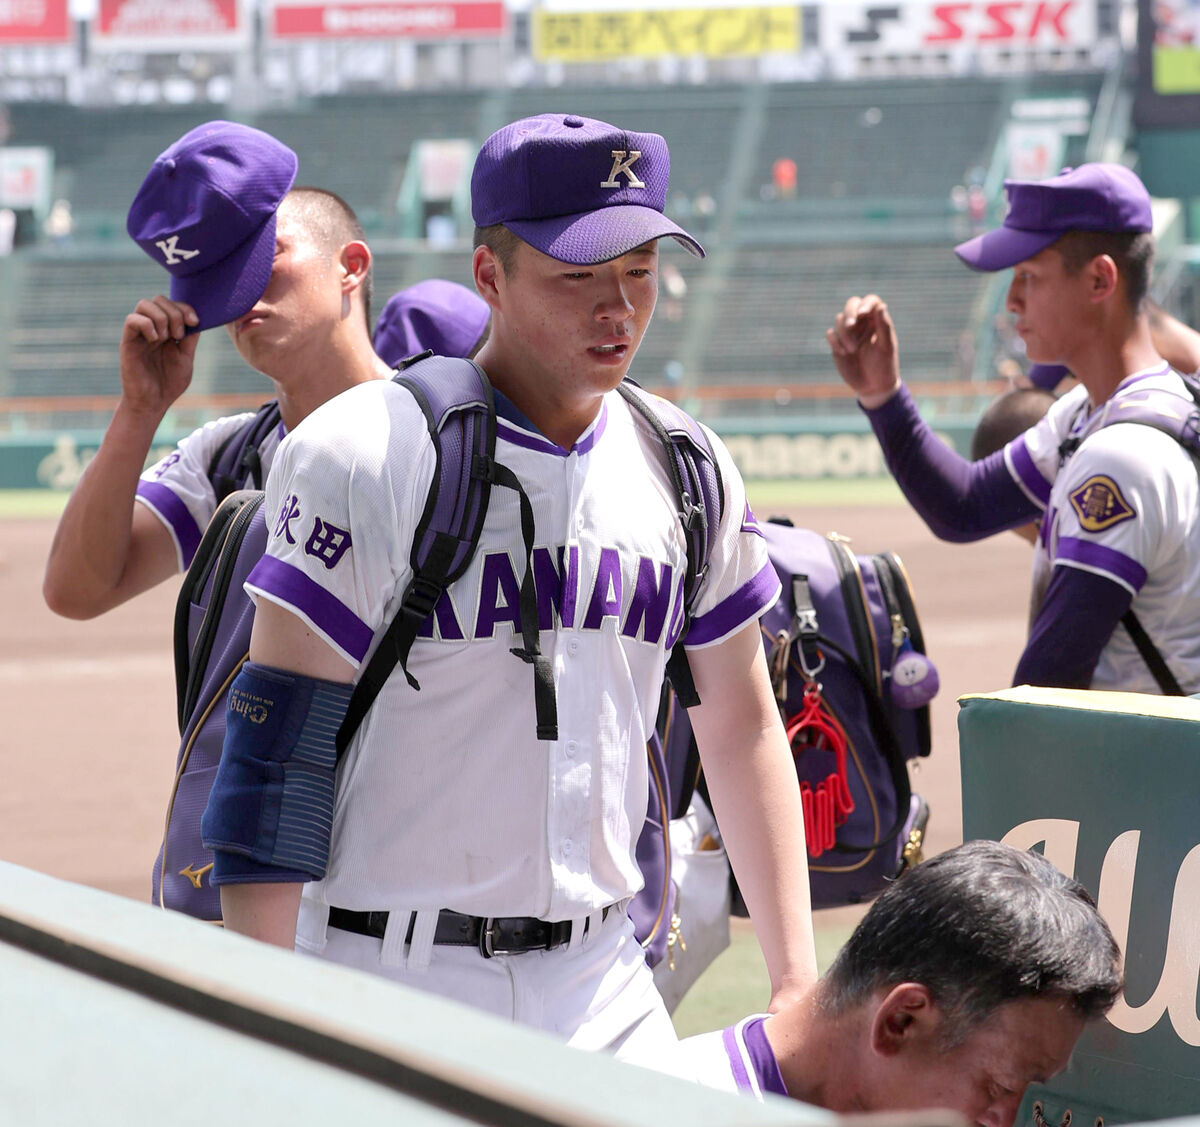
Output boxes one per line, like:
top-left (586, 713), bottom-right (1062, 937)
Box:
top-left (172, 210), bottom-right (279, 334)
top-left (954, 225), bottom-right (1061, 272)
top-left (503, 204), bottom-right (704, 265)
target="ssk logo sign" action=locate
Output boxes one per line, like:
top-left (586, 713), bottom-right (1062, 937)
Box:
top-left (823, 1), bottom-right (1093, 54)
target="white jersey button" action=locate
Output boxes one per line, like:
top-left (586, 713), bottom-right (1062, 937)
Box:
top-left (561, 839), bottom-right (574, 856)
top-left (565, 741), bottom-right (578, 758)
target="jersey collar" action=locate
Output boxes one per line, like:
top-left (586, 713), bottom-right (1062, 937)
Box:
top-left (493, 386), bottom-right (609, 458)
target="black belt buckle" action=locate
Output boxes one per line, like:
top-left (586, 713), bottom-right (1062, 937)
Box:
top-left (479, 917), bottom-right (499, 958)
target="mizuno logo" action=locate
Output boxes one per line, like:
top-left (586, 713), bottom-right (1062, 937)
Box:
top-left (155, 235), bottom-right (200, 265)
top-left (179, 862), bottom-right (213, 890)
top-left (601, 150), bottom-right (645, 189)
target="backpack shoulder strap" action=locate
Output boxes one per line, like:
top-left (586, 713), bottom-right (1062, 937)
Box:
top-left (617, 381), bottom-right (724, 707)
top-left (208, 400), bottom-right (282, 504)
top-left (335, 357), bottom-right (556, 754)
top-left (1059, 373), bottom-right (1200, 462)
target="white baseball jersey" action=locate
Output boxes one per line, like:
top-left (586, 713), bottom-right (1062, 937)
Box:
top-left (246, 378), bottom-right (779, 922)
top-left (136, 410), bottom-right (286, 571)
top-left (676, 1015), bottom-right (789, 1100)
top-left (1005, 364), bottom-right (1200, 693)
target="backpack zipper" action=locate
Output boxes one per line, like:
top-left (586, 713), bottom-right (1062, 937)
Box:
top-left (826, 534), bottom-right (881, 696)
top-left (876, 551), bottom-right (932, 757)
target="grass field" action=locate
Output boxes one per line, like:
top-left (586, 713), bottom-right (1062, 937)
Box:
top-left (0, 478), bottom-right (904, 521)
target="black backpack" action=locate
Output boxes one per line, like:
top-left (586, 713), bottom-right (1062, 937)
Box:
top-left (155, 358), bottom-right (724, 920)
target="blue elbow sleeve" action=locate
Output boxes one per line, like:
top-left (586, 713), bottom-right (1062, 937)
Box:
top-left (200, 662), bottom-right (353, 882)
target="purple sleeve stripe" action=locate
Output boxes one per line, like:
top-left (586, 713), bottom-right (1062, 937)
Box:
top-left (685, 562), bottom-right (781, 647)
top-left (1006, 437), bottom-right (1052, 509)
top-left (1056, 536), bottom-right (1147, 593)
top-left (136, 480), bottom-right (202, 569)
top-left (245, 556), bottom-right (374, 663)
top-left (742, 1017), bottom-right (789, 1098)
top-left (722, 1025), bottom-right (752, 1093)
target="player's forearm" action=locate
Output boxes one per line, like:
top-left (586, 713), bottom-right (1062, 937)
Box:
top-left (864, 384), bottom-right (1037, 542)
top-left (705, 720), bottom-right (818, 996)
top-left (43, 399), bottom-right (167, 617)
top-left (219, 882), bottom-right (304, 949)
top-left (689, 631), bottom-right (818, 993)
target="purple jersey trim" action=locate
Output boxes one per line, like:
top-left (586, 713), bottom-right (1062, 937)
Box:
top-left (722, 1025), bottom-right (752, 1092)
top-left (1056, 536), bottom-right (1148, 593)
top-left (742, 1017), bottom-right (788, 1098)
top-left (1007, 437), bottom-right (1052, 508)
top-left (246, 556), bottom-right (374, 663)
top-left (136, 480), bottom-right (203, 568)
top-left (495, 391), bottom-right (608, 457)
top-left (685, 561), bottom-right (781, 647)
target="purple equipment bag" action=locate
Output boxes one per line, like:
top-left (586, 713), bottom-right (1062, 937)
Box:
top-left (659, 518), bottom-right (933, 910)
top-left (759, 519), bottom-right (932, 906)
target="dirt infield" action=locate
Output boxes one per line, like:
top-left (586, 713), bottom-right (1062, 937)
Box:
top-left (0, 499), bottom-right (1032, 914)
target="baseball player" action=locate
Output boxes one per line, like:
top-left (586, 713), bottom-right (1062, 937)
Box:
top-left (202, 113), bottom-right (817, 1059)
top-left (828, 163), bottom-right (1200, 694)
top-left (667, 841), bottom-right (1121, 1126)
top-left (43, 120), bottom-right (487, 620)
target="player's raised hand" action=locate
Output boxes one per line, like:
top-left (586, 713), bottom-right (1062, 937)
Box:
top-left (826, 294), bottom-right (902, 408)
top-left (119, 296), bottom-right (200, 416)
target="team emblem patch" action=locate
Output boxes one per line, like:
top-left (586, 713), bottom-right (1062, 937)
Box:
top-left (1068, 474), bottom-right (1136, 533)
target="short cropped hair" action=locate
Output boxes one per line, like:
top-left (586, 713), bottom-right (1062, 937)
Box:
top-left (1053, 229), bottom-right (1155, 313)
top-left (971, 387), bottom-right (1057, 461)
top-left (285, 187), bottom-right (373, 331)
top-left (474, 223), bottom-right (523, 275)
top-left (818, 840), bottom-right (1122, 1047)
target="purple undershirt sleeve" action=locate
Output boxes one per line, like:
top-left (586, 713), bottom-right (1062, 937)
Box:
top-left (864, 386), bottom-right (1038, 542)
top-left (1013, 565), bottom-right (1133, 689)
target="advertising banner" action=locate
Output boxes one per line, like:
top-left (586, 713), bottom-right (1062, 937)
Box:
top-left (0, 146), bottom-right (52, 214)
top-left (960, 687), bottom-right (1200, 1125)
top-left (1146, 0), bottom-right (1200, 94)
top-left (0, 0), bottom-right (70, 43)
top-left (534, 6), bottom-right (797, 61)
top-left (270, 0), bottom-right (506, 39)
top-left (819, 0), bottom-right (1096, 56)
top-left (92, 0), bottom-right (247, 51)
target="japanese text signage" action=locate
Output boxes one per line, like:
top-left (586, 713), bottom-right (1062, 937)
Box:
top-left (535, 6), bottom-right (798, 61)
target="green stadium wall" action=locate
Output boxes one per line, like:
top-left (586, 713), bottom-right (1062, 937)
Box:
top-left (0, 422), bottom-right (977, 490)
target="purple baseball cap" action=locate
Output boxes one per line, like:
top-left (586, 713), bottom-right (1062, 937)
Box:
top-left (471, 113), bottom-right (704, 265)
top-left (1027, 363), bottom-right (1072, 391)
top-left (955, 163), bottom-right (1153, 273)
top-left (373, 279), bottom-right (490, 365)
top-left (126, 120), bottom-right (298, 332)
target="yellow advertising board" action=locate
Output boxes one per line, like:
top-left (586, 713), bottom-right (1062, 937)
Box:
top-left (534, 6), bottom-right (798, 62)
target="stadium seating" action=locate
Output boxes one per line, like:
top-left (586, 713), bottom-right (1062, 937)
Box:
top-left (0, 72), bottom-right (1108, 432)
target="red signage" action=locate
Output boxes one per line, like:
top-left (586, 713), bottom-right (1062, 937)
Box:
top-left (96, 0), bottom-right (240, 36)
top-left (0, 0), bottom-right (70, 43)
top-left (923, 2), bottom-right (1073, 45)
top-left (272, 1), bottom-right (506, 39)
